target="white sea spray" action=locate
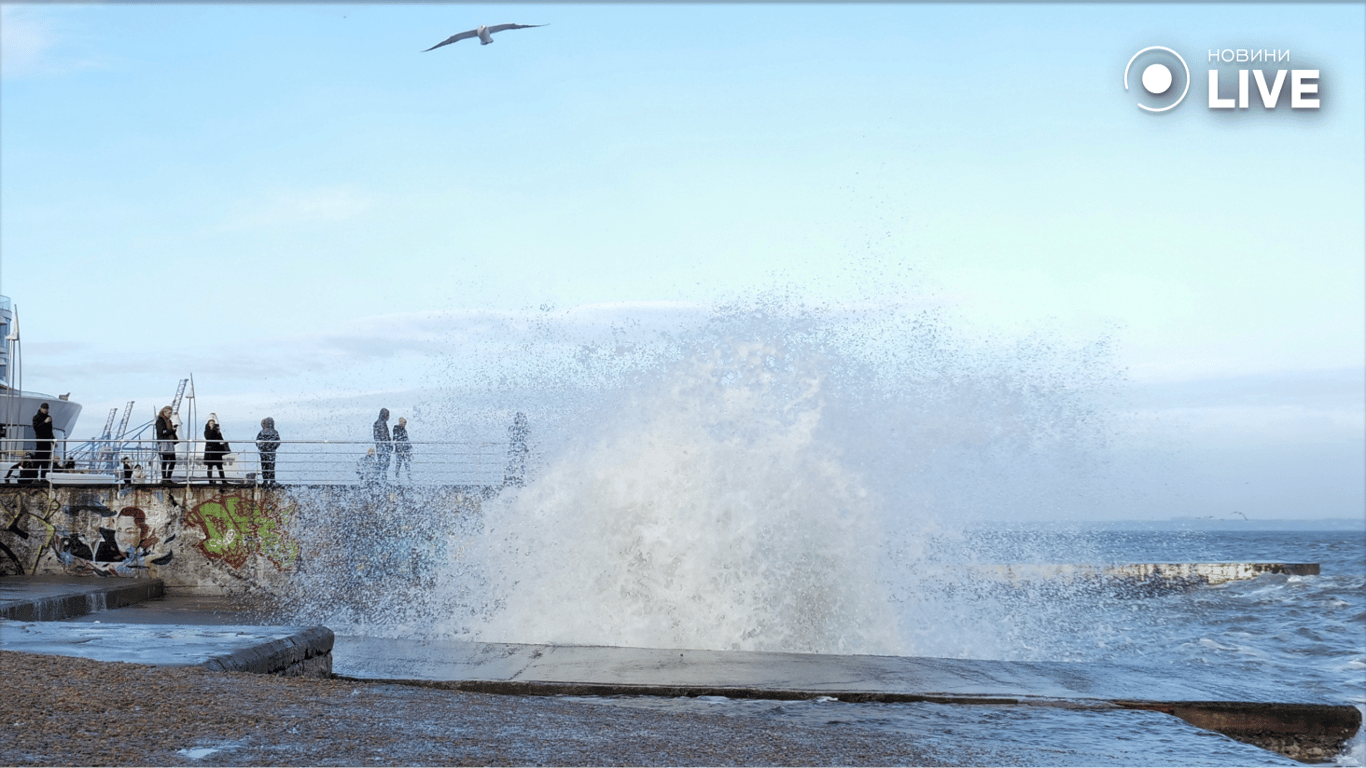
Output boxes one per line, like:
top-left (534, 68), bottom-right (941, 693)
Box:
top-left (417, 296), bottom-right (1125, 656)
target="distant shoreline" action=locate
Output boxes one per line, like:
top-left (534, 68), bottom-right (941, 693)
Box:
top-left (971, 518), bottom-right (1366, 533)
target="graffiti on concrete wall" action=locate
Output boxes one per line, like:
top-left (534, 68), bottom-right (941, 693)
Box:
top-left (56, 505), bottom-right (177, 576)
top-left (0, 492), bottom-right (59, 576)
top-left (0, 487), bottom-right (303, 578)
top-left (5, 484), bottom-right (477, 595)
top-left (186, 493), bottom-right (299, 570)
top-left (0, 489), bottom-right (185, 577)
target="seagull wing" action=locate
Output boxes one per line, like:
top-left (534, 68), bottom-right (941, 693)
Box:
top-left (484, 23), bottom-right (548, 35)
top-left (423, 28), bottom-right (480, 52)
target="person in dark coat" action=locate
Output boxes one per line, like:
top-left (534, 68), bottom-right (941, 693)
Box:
top-left (203, 413), bottom-right (230, 485)
top-left (392, 416), bottom-right (413, 483)
top-left (256, 417), bottom-right (280, 487)
top-left (32, 403), bottom-right (55, 480)
top-left (155, 405), bottom-right (179, 483)
top-left (373, 408), bottom-right (392, 482)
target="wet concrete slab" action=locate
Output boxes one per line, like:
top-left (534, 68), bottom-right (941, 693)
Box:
top-left (1, 619), bottom-right (334, 676)
top-left (0, 577), bottom-right (331, 677)
top-left (0, 575), bottom-right (164, 621)
top-left (330, 634), bottom-right (1317, 705)
top-left (332, 636), bottom-right (1361, 762)
top-left (60, 591), bottom-right (271, 626)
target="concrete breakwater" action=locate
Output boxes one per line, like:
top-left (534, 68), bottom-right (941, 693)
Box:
top-left (965, 561), bottom-right (1320, 586)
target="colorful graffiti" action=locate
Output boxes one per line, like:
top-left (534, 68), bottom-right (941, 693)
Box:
top-left (3, 487), bottom-right (301, 578)
top-left (186, 493), bottom-right (299, 570)
top-left (3, 485), bottom-right (476, 594)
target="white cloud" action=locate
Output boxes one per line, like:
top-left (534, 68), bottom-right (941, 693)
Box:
top-left (0, 6), bottom-right (111, 79)
top-left (0, 6), bottom-right (59, 77)
top-left (222, 185), bottom-right (374, 229)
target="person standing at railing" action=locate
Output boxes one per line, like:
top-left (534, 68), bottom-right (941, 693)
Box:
top-left (203, 413), bottom-right (230, 485)
top-left (393, 416), bottom-right (413, 483)
top-left (31, 403), bottom-right (55, 480)
top-left (256, 417), bottom-right (280, 487)
top-left (504, 411), bottom-right (529, 487)
top-left (155, 406), bottom-right (179, 484)
top-left (357, 447), bottom-right (381, 488)
top-left (373, 408), bottom-right (392, 483)
top-left (121, 456), bottom-right (134, 485)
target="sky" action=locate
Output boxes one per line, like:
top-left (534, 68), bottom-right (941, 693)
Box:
top-left (1, 2), bottom-right (1362, 521)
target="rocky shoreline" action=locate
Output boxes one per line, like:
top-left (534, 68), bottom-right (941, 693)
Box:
top-left (2, 651), bottom-right (948, 766)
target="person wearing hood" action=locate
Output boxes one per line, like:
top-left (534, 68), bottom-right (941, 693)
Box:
top-left (203, 413), bottom-right (230, 485)
top-left (256, 417), bottom-right (280, 487)
top-left (155, 406), bottom-right (179, 483)
top-left (373, 408), bottom-right (392, 482)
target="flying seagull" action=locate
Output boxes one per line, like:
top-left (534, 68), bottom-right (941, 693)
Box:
top-left (423, 23), bottom-right (547, 52)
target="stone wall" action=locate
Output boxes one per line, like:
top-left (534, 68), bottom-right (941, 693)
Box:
top-left (0, 484), bottom-right (484, 597)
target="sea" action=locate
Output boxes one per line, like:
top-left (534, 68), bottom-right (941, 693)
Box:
top-left (280, 307), bottom-right (1364, 766)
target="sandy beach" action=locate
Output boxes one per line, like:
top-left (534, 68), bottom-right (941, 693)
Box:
top-left (1, 651), bottom-right (950, 766)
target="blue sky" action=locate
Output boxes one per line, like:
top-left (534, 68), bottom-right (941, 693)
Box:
top-left (2, 3), bottom-right (1362, 520)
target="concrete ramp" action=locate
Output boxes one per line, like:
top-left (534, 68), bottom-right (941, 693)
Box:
top-left (335, 635), bottom-right (1360, 763)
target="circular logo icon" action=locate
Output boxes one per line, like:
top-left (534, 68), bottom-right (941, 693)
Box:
top-left (1124, 46), bottom-right (1190, 112)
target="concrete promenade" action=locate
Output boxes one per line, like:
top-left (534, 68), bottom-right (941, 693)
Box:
top-left (0, 575), bottom-right (1359, 763)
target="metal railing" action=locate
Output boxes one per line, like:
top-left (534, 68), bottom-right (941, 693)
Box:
top-left (2, 439), bottom-right (515, 487)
